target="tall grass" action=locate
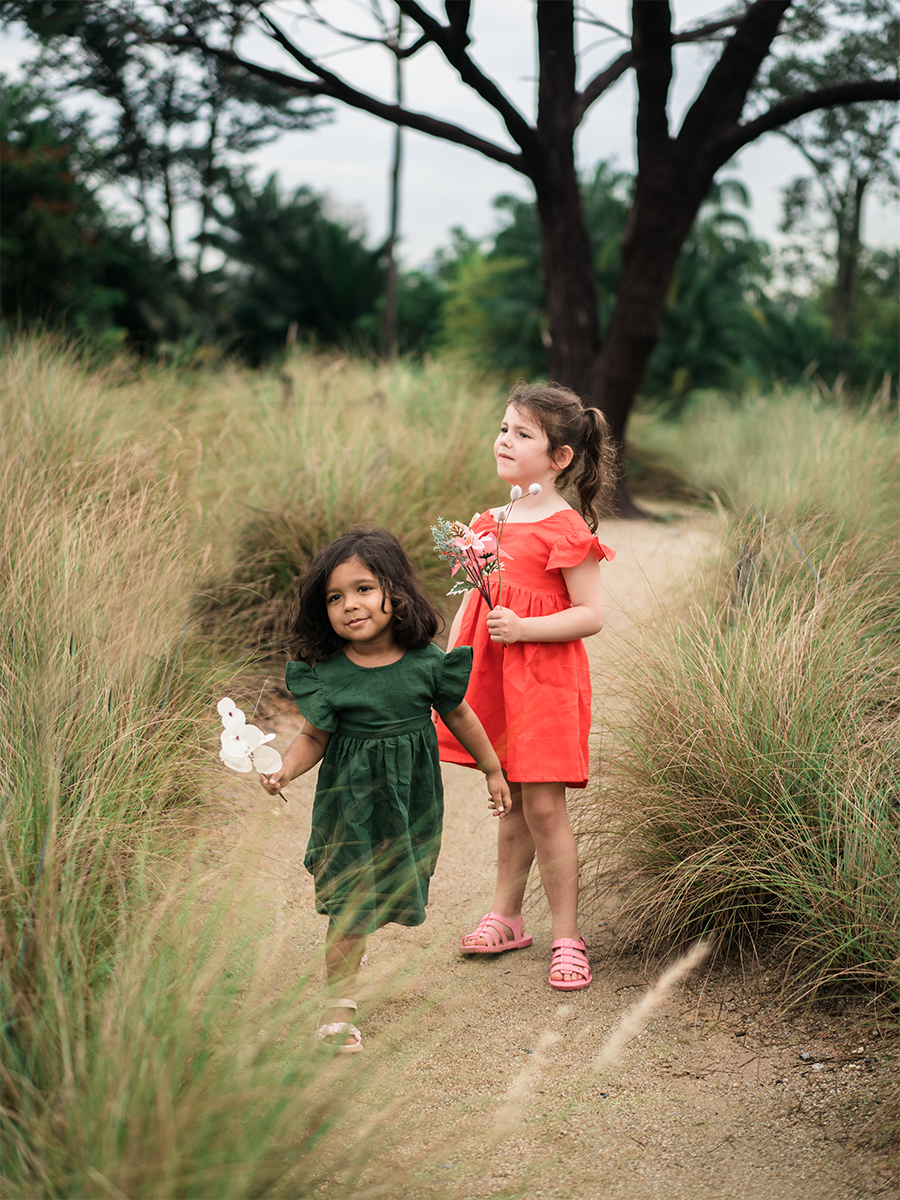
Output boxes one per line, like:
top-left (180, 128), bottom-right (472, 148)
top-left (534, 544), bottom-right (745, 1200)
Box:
top-left (0, 336), bottom-right (507, 1197)
top-left (187, 351), bottom-right (505, 648)
top-left (3, 860), bottom-right (449, 1200)
top-left (585, 388), bottom-right (900, 1006)
top-left (629, 385), bottom-right (899, 546)
top-left (0, 338), bottom-right (229, 1194)
top-left (9, 341), bottom-right (507, 649)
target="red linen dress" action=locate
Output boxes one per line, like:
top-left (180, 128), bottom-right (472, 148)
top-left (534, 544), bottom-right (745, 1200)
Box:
top-left (436, 508), bottom-right (614, 788)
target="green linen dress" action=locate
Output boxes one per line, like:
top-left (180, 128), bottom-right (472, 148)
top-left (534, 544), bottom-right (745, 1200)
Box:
top-left (285, 642), bottom-right (473, 935)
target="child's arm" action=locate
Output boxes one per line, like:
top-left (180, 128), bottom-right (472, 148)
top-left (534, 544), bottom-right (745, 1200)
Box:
top-left (259, 719), bottom-right (331, 795)
top-left (440, 701), bottom-right (511, 816)
top-left (486, 556), bottom-right (604, 645)
top-left (445, 588), bottom-right (476, 651)
top-left (445, 512), bottom-right (482, 650)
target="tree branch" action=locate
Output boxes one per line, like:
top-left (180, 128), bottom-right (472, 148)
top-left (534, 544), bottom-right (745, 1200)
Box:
top-left (574, 10), bottom-right (630, 40)
top-left (397, 32), bottom-right (429, 59)
top-left (676, 0), bottom-right (790, 156)
top-left (443, 0), bottom-right (471, 51)
top-left (632, 0), bottom-right (674, 159)
top-left (709, 79), bottom-right (900, 169)
top-left (396, 0), bottom-right (539, 156)
top-left (574, 18), bottom-right (737, 125)
top-left (148, 30), bottom-right (526, 172)
top-left (575, 50), bottom-right (633, 123)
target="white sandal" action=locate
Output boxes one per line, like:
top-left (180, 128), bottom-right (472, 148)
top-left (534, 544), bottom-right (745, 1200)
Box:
top-left (316, 998), bottom-right (363, 1054)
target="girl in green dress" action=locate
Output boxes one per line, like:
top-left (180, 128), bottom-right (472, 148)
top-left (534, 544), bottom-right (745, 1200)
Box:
top-left (260, 528), bottom-right (510, 1052)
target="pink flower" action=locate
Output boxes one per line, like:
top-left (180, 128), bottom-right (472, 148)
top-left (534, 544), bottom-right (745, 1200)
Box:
top-left (452, 530), bottom-right (486, 552)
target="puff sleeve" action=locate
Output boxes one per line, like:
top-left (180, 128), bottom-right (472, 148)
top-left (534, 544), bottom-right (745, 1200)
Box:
top-left (432, 645), bottom-right (474, 714)
top-left (547, 530), bottom-right (616, 570)
top-left (284, 661), bottom-right (339, 732)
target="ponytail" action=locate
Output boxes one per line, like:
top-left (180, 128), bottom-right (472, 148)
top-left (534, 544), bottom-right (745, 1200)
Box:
top-left (564, 406), bottom-right (618, 532)
top-left (507, 382), bottom-right (618, 532)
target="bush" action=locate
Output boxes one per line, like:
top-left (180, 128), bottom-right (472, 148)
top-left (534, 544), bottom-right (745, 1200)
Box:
top-left (583, 388), bottom-right (900, 1005)
top-left (197, 352), bottom-right (505, 651)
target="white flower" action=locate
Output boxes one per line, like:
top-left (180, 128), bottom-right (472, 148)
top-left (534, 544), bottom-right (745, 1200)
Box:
top-left (251, 744), bottom-right (283, 773)
top-left (217, 697), bottom-right (246, 728)
top-left (528, 483), bottom-right (542, 496)
top-left (497, 506), bottom-right (509, 522)
top-left (217, 698), bottom-right (283, 775)
top-left (509, 485), bottom-right (523, 501)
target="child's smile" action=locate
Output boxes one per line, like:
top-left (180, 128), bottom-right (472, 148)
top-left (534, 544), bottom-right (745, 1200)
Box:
top-left (325, 556), bottom-right (395, 649)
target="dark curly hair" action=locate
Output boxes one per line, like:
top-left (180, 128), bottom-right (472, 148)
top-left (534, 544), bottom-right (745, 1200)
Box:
top-left (289, 527), bottom-right (442, 665)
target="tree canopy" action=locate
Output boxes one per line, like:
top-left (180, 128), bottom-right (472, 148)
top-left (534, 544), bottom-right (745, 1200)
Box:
top-left (2, 0), bottom-right (896, 480)
top-left (93, 0), bottom-right (896, 511)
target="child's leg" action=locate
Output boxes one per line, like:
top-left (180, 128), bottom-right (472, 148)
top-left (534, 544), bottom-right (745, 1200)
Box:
top-left (518, 782), bottom-right (580, 948)
top-left (492, 781), bottom-right (534, 918)
top-left (320, 922), bottom-right (367, 1046)
top-left (463, 781), bottom-right (535, 945)
top-left (467, 781), bottom-right (583, 983)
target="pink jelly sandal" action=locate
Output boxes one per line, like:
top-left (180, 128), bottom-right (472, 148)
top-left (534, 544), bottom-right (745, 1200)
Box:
top-left (460, 911), bottom-right (533, 954)
top-left (548, 937), bottom-right (592, 991)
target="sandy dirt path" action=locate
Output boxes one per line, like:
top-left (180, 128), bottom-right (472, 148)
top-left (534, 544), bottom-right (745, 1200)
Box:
top-left (211, 513), bottom-right (889, 1200)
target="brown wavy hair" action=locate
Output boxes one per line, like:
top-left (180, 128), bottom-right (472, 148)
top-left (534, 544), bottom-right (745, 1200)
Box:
top-left (289, 527), bottom-right (442, 665)
top-left (506, 382), bottom-right (617, 532)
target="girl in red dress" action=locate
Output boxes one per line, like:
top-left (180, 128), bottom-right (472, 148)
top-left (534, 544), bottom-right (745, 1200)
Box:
top-left (437, 383), bottom-right (615, 990)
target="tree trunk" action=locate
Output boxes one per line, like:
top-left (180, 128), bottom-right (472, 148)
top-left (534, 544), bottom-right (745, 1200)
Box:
top-left (161, 149), bottom-right (178, 266)
top-left (196, 80), bottom-right (223, 276)
top-left (596, 162), bottom-right (704, 443)
top-left (382, 24), bottom-right (403, 359)
top-left (533, 3), bottom-right (645, 511)
top-left (832, 172), bottom-right (865, 342)
top-left (533, 5), bottom-right (602, 399)
top-left (534, 177), bottom-right (601, 401)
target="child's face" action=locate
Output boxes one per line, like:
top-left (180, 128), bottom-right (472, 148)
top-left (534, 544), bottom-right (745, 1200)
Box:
top-left (494, 404), bottom-right (565, 489)
top-left (325, 555), bottom-right (394, 646)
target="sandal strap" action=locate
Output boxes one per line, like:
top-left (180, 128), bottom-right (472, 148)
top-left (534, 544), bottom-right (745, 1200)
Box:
top-left (462, 911), bottom-right (525, 948)
top-left (317, 1021), bottom-right (362, 1045)
top-left (549, 937), bottom-right (590, 978)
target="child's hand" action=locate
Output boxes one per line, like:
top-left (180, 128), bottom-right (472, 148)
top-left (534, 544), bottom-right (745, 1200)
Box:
top-left (259, 768), bottom-right (289, 796)
top-left (487, 605), bottom-right (523, 645)
top-left (485, 768), bottom-right (511, 817)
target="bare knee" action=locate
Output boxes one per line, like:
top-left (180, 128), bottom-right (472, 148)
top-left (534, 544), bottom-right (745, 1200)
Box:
top-left (521, 783), bottom-right (569, 837)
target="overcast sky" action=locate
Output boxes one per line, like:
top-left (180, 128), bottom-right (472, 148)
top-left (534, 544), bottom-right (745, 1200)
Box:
top-left (2, 0), bottom-right (897, 264)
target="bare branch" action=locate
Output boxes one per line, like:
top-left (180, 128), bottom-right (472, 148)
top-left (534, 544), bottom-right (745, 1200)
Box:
top-left (574, 50), bottom-right (633, 123)
top-left (148, 29), bottom-right (526, 171)
top-left (270, 0), bottom-right (535, 157)
top-left (574, 8), bottom-right (629, 40)
top-left (677, 0), bottom-right (790, 156)
top-left (673, 17), bottom-right (738, 44)
top-left (397, 33), bottom-right (429, 59)
top-left (396, 0), bottom-right (539, 156)
top-left (709, 79), bottom-right (900, 169)
top-left (443, 0), bottom-right (471, 51)
top-left (285, 3), bottom-right (393, 49)
top-left (575, 17), bottom-right (737, 125)
top-left (632, 1), bottom-right (674, 157)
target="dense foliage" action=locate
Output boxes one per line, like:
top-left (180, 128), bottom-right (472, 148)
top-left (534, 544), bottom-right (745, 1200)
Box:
top-left (1, 80), bottom-right (123, 336)
top-left (1, 74), bottom-right (896, 395)
top-left (434, 166), bottom-right (899, 401)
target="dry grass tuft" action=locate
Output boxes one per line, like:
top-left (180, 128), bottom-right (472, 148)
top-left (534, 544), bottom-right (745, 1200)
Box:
top-left (582, 389), bottom-right (899, 1010)
top-left (592, 942), bottom-right (711, 1072)
top-left (0, 336), bottom-right (509, 1198)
